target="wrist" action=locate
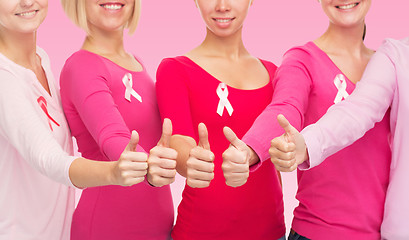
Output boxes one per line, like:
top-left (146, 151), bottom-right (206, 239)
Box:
top-left (247, 147), bottom-right (260, 167)
top-left (107, 161), bottom-right (118, 185)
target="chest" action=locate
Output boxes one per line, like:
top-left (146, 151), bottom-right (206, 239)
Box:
top-left (306, 70), bottom-right (356, 125)
top-left (194, 61), bottom-right (270, 90)
top-left (327, 55), bottom-right (369, 84)
top-left (186, 72), bottom-right (273, 137)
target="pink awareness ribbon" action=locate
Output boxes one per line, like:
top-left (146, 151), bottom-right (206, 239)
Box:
top-left (37, 96), bottom-right (60, 131)
top-left (216, 83), bottom-right (234, 116)
top-left (333, 74), bottom-right (350, 104)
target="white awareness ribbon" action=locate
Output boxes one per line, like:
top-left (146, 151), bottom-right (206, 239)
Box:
top-left (216, 83), bottom-right (234, 116)
top-left (333, 74), bottom-right (349, 104)
top-left (122, 73), bottom-right (142, 103)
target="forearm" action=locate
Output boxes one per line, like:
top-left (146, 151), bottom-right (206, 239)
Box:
top-left (68, 157), bottom-right (115, 188)
top-left (170, 134), bottom-right (196, 177)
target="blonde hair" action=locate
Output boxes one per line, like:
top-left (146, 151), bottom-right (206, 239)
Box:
top-left (61, 0), bottom-right (141, 35)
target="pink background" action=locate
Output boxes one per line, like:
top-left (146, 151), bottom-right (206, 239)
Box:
top-left (39, 0), bottom-right (407, 234)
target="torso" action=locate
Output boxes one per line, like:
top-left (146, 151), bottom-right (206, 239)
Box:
top-left (60, 50), bottom-right (174, 240)
top-left (156, 56), bottom-right (286, 240)
top-left (288, 42), bottom-right (391, 240)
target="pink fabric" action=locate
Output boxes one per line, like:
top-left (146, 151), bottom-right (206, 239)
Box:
top-left (302, 38), bottom-right (409, 240)
top-left (156, 56), bottom-right (285, 240)
top-left (0, 47), bottom-right (75, 240)
top-left (60, 50), bottom-right (173, 240)
top-left (243, 42), bottom-right (391, 239)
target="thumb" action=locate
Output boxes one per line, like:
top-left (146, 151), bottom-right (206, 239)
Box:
top-left (277, 114), bottom-right (299, 142)
top-left (223, 126), bottom-right (247, 150)
top-left (198, 123), bottom-right (210, 150)
top-left (158, 118), bottom-right (172, 147)
top-left (126, 130), bottom-right (140, 151)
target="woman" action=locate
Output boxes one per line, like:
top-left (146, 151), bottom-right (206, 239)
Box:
top-left (270, 37), bottom-right (409, 240)
top-left (0, 0), bottom-right (163, 239)
top-left (60, 0), bottom-right (177, 239)
top-left (228, 0), bottom-right (391, 239)
top-left (156, 0), bottom-right (285, 239)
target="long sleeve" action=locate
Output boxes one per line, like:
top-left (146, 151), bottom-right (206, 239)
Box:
top-left (0, 70), bottom-right (75, 186)
top-left (243, 49), bottom-right (313, 167)
top-left (301, 48), bottom-right (396, 169)
top-left (156, 58), bottom-right (196, 139)
top-left (60, 53), bottom-right (145, 161)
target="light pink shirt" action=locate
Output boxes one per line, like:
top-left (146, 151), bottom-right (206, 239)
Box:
top-left (0, 47), bottom-right (76, 239)
top-left (302, 38), bottom-right (409, 239)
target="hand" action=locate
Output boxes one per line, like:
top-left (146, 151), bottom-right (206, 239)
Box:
top-left (112, 130), bottom-right (148, 186)
top-left (269, 114), bottom-right (307, 172)
top-left (186, 123), bottom-right (215, 188)
top-left (147, 118), bottom-right (178, 187)
top-left (222, 127), bottom-right (250, 187)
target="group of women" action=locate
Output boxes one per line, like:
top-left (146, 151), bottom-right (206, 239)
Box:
top-left (0, 0), bottom-right (406, 240)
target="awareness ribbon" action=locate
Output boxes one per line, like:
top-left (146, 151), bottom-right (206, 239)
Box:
top-left (216, 83), bottom-right (234, 116)
top-left (333, 74), bottom-right (349, 104)
top-left (37, 96), bottom-right (60, 131)
top-left (122, 73), bottom-right (142, 103)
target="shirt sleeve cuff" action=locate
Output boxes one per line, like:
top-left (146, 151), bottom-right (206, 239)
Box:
top-left (299, 125), bottom-right (323, 170)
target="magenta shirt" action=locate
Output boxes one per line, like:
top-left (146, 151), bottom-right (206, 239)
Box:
top-left (243, 42), bottom-right (391, 239)
top-left (60, 50), bottom-right (173, 240)
top-left (302, 38), bottom-right (409, 240)
top-left (156, 56), bottom-right (285, 240)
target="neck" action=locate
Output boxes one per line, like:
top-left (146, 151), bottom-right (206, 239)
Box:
top-left (82, 27), bottom-right (126, 57)
top-left (315, 22), bottom-right (368, 57)
top-left (0, 30), bottom-right (37, 69)
top-left (199, 27), bottom-right (248, 60)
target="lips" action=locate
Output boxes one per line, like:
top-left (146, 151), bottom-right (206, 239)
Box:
top-left (336, 2), bottom-right (359, 10)
top-left (100, 2), bottom-right (125, 10)
top-left (213, 18), bottom-right (235, 23)
top-left (15, 10), bottom-right (38, 17)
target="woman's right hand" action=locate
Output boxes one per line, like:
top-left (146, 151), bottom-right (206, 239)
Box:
top-left (111, 130), bottom-right (149, 186)
top-left (269, 114), bottom-right (308, 172)
top-left (186, 123), bottom-right (215, 188)
top-left (147, 118), bottom-right (178, 187)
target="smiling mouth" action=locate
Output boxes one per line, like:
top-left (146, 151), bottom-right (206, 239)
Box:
top-left (336, 2), bottom-right (359, 10)
top-left (213, 18), bottom-right (235, 23)
top-left (15, 10), bottom-right (38, 17)
top-left (100, 3), bottom-right (125, 10)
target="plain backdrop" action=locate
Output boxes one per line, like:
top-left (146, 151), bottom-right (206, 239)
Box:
top-left (38, 0), bottom-right (407, 235)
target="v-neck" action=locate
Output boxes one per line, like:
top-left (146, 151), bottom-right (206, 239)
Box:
top-left (0, 48), bottom-right (56, 102)
top-left (79, 49), bottom-right (145, 74)
top-left (178, 56), bottom-right (273, 92)
top-left (308, 41), bottom-right (356, 86)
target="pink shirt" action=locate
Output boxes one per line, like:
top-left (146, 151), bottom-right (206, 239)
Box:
top-left (156, 56), bottom-right (285, 240)
top-left (243, 42), bottom-right (391, 239)
top-left (0, 47), bottom-right (76, 240)
top-left (302, 38), bottom-right (409, 240)
top-left (60, 50), bottom-right (173, 240)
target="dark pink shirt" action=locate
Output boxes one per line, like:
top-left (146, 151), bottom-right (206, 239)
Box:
top-left (243, 42), bottom-right (391, 239)
top-left (60, 50), bottom-right (173, 240)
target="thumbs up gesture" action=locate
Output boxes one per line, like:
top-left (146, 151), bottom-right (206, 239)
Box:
top-left (112, 130), bottom-right (149, 186)
top-left (186, 123), bottom-right (215, 188)
top-left (221, 127), bottom-right (251, 187)
top-left (147, 118), bottom-right (178, 187)
top-left (269, 114), bottom-right (307, 172)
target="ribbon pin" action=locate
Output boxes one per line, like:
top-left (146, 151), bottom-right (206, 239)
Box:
top-left (122, 73), bottom-right (142, 103)
top-left (216, 83), bottom-right (234, 117)
top-left (37, 96), bottom-right (60, 131)
top-left (333, 74), bottom-right (349, 104)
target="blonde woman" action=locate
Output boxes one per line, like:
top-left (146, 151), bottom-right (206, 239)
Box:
top-left (60, 0), bottom-right (176, 239)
